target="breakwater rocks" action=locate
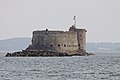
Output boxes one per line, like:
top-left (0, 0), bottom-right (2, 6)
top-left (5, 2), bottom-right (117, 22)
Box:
top-left (5, 50), bottom-right (93, 57)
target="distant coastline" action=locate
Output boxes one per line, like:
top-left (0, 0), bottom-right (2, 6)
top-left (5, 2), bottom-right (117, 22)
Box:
top-left (0, 38), bottom-right (120, 52)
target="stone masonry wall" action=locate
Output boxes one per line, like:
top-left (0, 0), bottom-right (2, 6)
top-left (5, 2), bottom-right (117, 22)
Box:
top-left (76, 29), bottom-right (87, 51)
top-left (32, 30), bottom-right (78, 53)
top-left (69, 26), bottom-right (87, 51)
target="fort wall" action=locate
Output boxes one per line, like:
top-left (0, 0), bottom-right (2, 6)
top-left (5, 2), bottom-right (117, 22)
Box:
top-left (69, 26), bottom-right (87, 51)
top-left (76, 29), bottom-right (87, 51)
top-left (32, 30), bottom-right (78, 53)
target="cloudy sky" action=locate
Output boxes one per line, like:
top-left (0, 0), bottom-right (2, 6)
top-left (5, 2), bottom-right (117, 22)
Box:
top-left (0, 0), bottom-right (120, 42)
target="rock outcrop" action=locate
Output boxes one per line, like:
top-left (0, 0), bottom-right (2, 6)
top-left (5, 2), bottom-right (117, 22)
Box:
top-left (5, 50), bottom-right (93, 57)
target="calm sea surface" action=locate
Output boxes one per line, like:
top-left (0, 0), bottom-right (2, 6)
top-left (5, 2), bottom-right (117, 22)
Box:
top-left (0, 51), bottom-right (120, 80)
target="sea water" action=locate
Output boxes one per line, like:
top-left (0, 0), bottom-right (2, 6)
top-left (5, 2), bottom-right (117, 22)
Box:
top-left (0, 51), bottom-right (120, 80)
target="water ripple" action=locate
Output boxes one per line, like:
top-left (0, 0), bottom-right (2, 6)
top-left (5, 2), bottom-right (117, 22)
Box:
top-left (0, 52), bottom-right (120, 80)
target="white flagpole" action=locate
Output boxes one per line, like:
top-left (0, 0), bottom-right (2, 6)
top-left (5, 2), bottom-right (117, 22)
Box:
top-left (73, 15), bottom-right (76, 28)
top-left (75, 15), bottom-right (76, 27)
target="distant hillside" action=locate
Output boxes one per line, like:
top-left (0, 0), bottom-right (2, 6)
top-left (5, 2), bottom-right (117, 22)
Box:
top-left (0, 38), bottom-right (120, 52)
top-left (0, 38), bottom-right (31, 52)
top-left (87, 43), bottom-right (120, 51)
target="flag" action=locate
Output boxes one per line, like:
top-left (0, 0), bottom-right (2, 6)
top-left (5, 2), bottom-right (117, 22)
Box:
top-left (73, 16), bottom-right (76, 20)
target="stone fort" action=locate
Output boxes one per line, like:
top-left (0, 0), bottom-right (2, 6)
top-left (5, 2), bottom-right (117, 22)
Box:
top-left (26, 25), bottom-right (87, 55)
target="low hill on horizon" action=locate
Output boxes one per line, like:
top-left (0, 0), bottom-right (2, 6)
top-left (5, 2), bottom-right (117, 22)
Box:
top-left (87, 42), bottom-right (120, 51)
top-left (0, 38), bottom-right (120, 52)
top-left (0, 38), bottom-right (31, 52)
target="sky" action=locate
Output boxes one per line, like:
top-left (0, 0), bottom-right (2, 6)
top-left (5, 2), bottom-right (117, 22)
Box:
top-left (0, 0), bottom-right (120, 42)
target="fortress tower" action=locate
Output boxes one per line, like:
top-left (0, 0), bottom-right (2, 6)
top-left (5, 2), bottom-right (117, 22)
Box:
top-left (5, 17), bottom-right (89, 57)
top-left (26, 25), bottom-right (87, 55)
